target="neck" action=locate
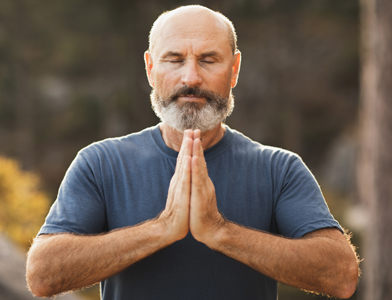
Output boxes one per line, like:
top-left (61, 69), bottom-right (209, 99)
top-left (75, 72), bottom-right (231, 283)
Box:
top-left (159, 123), bottom-right (226, 152)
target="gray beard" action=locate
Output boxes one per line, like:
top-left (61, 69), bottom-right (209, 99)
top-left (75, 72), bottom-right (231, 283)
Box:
top-left (150, 88), bottom-right (234, 133)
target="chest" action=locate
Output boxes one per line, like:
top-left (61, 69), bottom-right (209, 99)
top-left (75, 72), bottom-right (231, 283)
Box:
top-left (101, 155), bottom-right (275, 233)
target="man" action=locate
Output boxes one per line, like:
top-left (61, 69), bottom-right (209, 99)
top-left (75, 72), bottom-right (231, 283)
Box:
top-left (26, 5), bottom-right (359, 299)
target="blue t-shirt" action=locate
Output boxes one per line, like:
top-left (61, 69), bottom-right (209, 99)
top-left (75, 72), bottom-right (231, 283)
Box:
top-left (39, 124), bottom-right (342, 300)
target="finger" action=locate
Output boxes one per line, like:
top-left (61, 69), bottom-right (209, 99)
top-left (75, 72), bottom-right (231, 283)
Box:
top-left (194, 129), bottom-right (201, 140)
top-left (191, 155), bottom-right (202, 188)
top-left (174, 153), bottom-right (191, 219)
top-left (192, 135), bottom-right (205, 162)
top-left (179, 131), bottom-right (194, 186)
top-left (172, 131), bottom-right (194, 199)
top-left (176, 130), bottom-right (193, 173)
top-left (167, 132), bottom-right (192, 199)
top-left (179, 155), bottom-right (192, 198)
top-left (193, 140), bottom-right (210, 194)
top-left (177, 130), bottom-right (189, 163)
top-left (183, 130), bottom-right (193, 158)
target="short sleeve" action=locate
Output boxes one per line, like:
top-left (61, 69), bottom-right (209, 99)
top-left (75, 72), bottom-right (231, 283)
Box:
top-left (38, 150), bottom-right (107, 235)
top-left (275, 156), bottom-right (342, 238)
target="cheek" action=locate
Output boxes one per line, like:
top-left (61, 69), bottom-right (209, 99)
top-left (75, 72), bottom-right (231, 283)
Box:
top-left (153, 70), bottom-right (179, 94)
top-left (152, 73), bottom-right (169, 95)
top-left (209, 70), bottom-right (232, 95)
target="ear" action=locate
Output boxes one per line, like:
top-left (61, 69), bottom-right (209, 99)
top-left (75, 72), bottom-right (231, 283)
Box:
top-left (144, 51), bottom-right (154, 87)
top-left (231, 51), bottom-right (241, 88)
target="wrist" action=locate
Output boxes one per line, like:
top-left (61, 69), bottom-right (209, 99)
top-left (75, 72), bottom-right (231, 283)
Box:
top-left (155, 213), bottom-right (188, 246)
top-left (204, 216), bottom-right (230, 251)
top-left (154, 215), bottom-right (174, 247)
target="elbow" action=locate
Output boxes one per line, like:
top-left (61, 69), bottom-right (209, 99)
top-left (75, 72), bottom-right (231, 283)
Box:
top-left (26, 268), bottom-right (49, 297)
top-left (26, 235), bottom-right (65, 297)
top-left (333, 259), bottom-right (359, 299)
top-left (26, 253), bottom-right (57, 297)
top-left (336, 282), bottom-right (357, 299)
top-left (336, 283), bottom-right (357, 299)
top-left (26, 262), bottom-right (54, 298)
top-left (28, 284), bottom-right (53, 298)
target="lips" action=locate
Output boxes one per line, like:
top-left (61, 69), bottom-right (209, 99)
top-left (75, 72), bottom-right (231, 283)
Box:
top-left (178, 95), bottom-right (206, 101)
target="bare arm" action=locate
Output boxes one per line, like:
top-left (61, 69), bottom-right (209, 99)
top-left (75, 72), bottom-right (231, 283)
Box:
top-left (189, 130), bottom-right (359, 299)
top-left (26, 130), bottom-right (195, 297)
top-left (208, 225), bottom-right (358, 299)
top-left (27, 220), bottom-right (169, 297)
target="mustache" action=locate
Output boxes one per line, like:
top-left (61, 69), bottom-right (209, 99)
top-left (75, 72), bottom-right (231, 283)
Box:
top-left (169, 86), bottom-right (219, 102)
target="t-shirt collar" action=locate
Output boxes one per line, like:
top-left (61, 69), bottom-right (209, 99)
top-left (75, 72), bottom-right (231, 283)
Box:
top-left (150, 123), bottom-right (234, 161)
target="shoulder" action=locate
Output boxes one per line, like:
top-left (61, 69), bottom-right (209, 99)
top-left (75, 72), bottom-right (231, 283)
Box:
top-left (229, 127), bottom-right (301, 166)
top-left (77, 125), bottom-right (158, 162)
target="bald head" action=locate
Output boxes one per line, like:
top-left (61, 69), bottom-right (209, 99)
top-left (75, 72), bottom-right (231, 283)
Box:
top-left (148, 5), bottom-right (237, 55)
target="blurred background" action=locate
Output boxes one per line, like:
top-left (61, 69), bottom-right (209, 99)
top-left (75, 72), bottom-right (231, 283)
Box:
top-left (0, 0), bottom-right (390, 299)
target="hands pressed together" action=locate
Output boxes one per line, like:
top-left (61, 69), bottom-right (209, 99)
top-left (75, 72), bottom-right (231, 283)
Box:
top-left (158, 129), bottom-right (226, 247)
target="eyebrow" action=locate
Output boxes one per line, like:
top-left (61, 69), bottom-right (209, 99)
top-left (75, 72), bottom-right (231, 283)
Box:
top-left (199, 51), bottom-right (220, 58)
top-left (161, 51), bottom-right (183, 59)
top-left (161, 51), bottom-right (221, 59)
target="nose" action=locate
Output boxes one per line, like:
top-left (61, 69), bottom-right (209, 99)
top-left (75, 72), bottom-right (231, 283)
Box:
top-left (181, 60), bottom-right (202, 87)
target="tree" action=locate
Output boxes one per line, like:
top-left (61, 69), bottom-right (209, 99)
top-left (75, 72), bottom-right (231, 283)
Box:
top-left (358, 0), bottom-right (392, 299)
top-left (0, 156), bottom-right (50, 248)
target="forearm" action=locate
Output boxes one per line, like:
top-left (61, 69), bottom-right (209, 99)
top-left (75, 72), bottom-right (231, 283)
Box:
top-left (27, 131), bottom-right (195, 297)
top-left (209, 222), bottom-right (358, 299)
top-left (26, 218), bottom-right (170, 297)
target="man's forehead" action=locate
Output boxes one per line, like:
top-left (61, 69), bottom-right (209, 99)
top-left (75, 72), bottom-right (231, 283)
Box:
top-left (159, 26), bottom-right (224, 48)
top-left (151, 7), bottom-right (230, 54)
top-left (159, 6), bottom-right (226, 30)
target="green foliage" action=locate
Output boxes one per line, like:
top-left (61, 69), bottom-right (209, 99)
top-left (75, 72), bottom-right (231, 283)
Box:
top-left (0, 156), bottom-right (50, 249)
